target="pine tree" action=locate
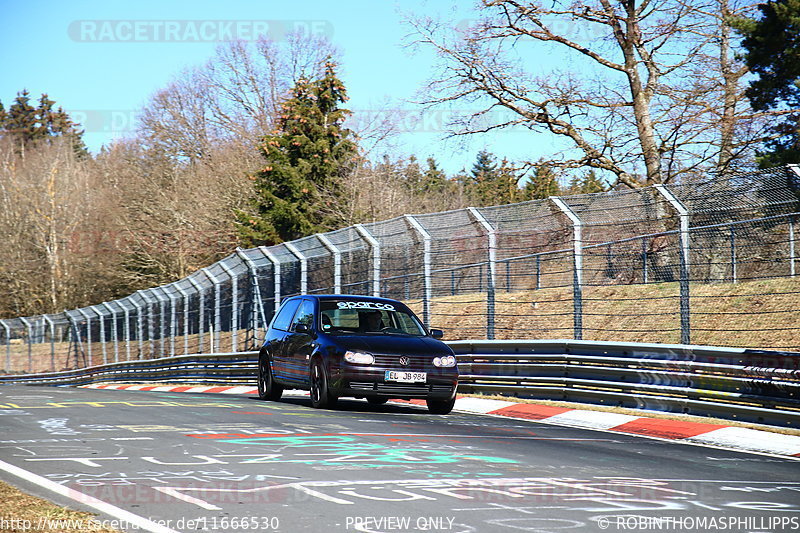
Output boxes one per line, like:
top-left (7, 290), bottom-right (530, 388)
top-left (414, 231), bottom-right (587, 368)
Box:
top-left (0, 90), bottom-right (87, 156)
top-left (524, 159), bottom-right (561, 200)
top-left (237, 61), bottom-right (358, 246)
top-left (734, 0), bottom-right (800, 167)
top-left (565, 169), bottom-right (607, 195)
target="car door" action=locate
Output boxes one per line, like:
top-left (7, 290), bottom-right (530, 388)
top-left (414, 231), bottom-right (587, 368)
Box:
top-left (266, 298), bottom-right (301, 384)
top-left (283, 298), bottom-right (316, 387)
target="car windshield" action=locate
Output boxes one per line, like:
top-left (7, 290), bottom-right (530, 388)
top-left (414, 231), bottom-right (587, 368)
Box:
top-left (318, 300), bottom-right (427, 336)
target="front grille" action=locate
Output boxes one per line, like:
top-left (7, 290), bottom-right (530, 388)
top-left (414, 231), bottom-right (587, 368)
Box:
top-left (349, 381), bottom-right (453, 397)
top-left (373, 354), bottom-right (430, 371)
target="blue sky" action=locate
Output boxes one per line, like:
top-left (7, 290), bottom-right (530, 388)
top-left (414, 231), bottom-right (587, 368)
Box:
top-left (0, 0), bottom-right (558, 174)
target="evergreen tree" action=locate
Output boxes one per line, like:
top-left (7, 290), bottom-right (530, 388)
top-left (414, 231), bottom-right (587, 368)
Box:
top-left (565, 169), bottom-right (607, 195)
top-left (465, 150), bottom-right (498, 205)
top-left (237, 61), bottom-right (358, 246)
top-left (0, 90), bottom-right (87, 156)
top-left (421, 157), bottom-right (448, 194)
top-left (734, 0), bottom-right (800, 167)
top-left (524, 159), bottom-right (561, 200)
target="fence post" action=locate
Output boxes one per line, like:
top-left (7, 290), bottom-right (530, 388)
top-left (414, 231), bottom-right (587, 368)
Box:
top-left (260, 246), bottom-right (282, 315)
top-left (236, 248), bottom-right (268, 347)
top-left (730, 228), bottom-right (737, 283)
top-left (536, 255), bottom-right (541, 290)
top-left (75, 309), bottom-right (93, 366)
top-left (317, 233), bottom-right (341, 294)
top-left (90, 305), bottom-right (108, 365)
top-left (1, 320), bottom-right (9, 372)
top-left (116, 300), bottom-right (131, 361)
top-left (172, 284), bottom-right (190, 355)
top-left (641, 237), bottom-right (649, 283)
top-left (405, 215), bottom-right (432, 327)
top-left (654, 184), bottom-right (691, 345)
top-left (131, 297), bottom-right (144, 360)
top-left (42, 315), bottom-right (56, 371)
top-left (283, 242), bottom-right (307, 295)
top-left (151, 288), bottom-right (169, 357)
top-left (551, 197), bottom-right (583, 340)
top-left (201, 268), bottom-right (221, 353)
top-left (188, 277), bottom-right (205, 353)
top-left (355, 224), bottom-right (381, 297)
top-left (219, 261), bottom-right (239, 352)
top-left (18, 317), bottom-right (32, 372)
top-left (100, 303), bottom-right (118, 363)
top-left (790, 215), bottom-right (796, 277)
top-left (137, 290), bottom-right (156, 358)
top-left (467, 207), bottom-right (497, 340)
top-left (161, 286), bottom-right (179, 357)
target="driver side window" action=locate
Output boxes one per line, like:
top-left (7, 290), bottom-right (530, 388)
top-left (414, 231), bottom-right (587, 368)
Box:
top-left (290, 299), bottom-right (314, 331)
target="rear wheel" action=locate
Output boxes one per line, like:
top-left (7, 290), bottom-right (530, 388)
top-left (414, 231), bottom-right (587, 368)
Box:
top-left (258, 355), bottom-right (283, 401)
top-left (310, 358), bottom-right (337, 409)
top-left (426, 396), bottom-right (455, 414)
top-left (367, 397), bottom-right (388, 405)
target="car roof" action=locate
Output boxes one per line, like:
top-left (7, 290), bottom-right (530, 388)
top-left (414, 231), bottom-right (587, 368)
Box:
top-left (283, 294), bottom-right (405, 304)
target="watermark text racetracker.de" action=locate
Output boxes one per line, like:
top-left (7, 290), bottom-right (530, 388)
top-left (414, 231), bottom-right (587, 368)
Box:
top-left (596, 515), bottom-right (800, 531)
top-left (68, 20), bottom-right (333, 42)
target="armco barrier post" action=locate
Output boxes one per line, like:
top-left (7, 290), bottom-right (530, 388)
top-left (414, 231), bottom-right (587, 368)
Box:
top-left (90, 305), bottom-right (108, 365)
top-left (654, 185), bottom-right (691, 345)
top-left (201, 268), bottom-right (221, 353)
top-left (317, 233), bottom-right (341, 294)
top-left (219, 260), bottom-right (239, 352)
top-left (405, 215), bottom-right (432, 327)
top-left (100, 303), bottom-right (119, 363)
top-left (42, 314), bottom-right (56, 370)
top-left (355, 224), bottom-right (381, 297)
top-left (187, 276), bottom-right (205, 353)
top-left (467, 207), bottom-right (497, 340)
top-left (551, 197), bottom-right (583, 340)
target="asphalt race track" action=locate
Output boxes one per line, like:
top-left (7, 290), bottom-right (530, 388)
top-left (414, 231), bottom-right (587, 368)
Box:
top-left (1, 385), bottom-right (799, 533)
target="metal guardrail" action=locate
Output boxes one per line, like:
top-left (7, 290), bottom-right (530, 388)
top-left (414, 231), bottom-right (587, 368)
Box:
top-left (1, 340), bottom-right (798, 427)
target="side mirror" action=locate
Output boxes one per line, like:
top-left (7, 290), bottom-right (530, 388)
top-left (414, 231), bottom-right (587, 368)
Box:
top-left (429, 328), bottom-right (444, 340)
top-left (294, 323), bottom-right (310, 334)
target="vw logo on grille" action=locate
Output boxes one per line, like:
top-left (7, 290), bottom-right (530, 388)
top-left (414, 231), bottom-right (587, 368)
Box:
top-left (399, 356), bottom-right (410, 366)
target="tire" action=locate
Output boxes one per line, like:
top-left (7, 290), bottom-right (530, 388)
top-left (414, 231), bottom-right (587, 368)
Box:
top-left (310, 358), bottom-right (337, 409)
top-left (426, 396), bottom-right (455, 415)
top-left (258, 354), bottom-right (283, 401)
top-left (367, 397), bottom-right (389, 405)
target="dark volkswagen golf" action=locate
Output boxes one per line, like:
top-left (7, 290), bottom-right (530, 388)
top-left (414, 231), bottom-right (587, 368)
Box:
top-left (257, 295), bottom-right (458, 414)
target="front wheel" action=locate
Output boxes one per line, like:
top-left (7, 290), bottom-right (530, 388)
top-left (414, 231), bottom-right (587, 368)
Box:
top-left (258, 354), bottom-right (283, 401)
top-left (426, 396), bottom-right (455, 415)
top-left (310, 358), bottom-right (337, 409)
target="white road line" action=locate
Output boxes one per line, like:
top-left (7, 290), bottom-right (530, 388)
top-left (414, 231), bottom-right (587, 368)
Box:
top-left (0, 458), bottom-right (181, 533)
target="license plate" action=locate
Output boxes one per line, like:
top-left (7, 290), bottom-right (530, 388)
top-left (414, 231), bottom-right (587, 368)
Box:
top-left (385, 370), bottom-right (427, 383)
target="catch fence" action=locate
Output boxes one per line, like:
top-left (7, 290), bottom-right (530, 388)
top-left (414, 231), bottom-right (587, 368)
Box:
top-left (2, 165), bottom-right (800, 374)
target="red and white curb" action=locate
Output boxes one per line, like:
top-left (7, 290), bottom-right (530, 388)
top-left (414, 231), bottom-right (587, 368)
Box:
top-left (82, 383), bottom-right (800, 458)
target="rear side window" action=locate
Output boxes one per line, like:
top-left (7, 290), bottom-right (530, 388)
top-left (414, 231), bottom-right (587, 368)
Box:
top-left (290, 300), bottom-right (315, 330)
top-left (271, 299), bottom-right (301, 331)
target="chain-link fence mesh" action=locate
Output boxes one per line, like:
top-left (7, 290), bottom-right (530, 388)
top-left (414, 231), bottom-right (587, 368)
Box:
top-left (2, 166), bottom-right (799, 374)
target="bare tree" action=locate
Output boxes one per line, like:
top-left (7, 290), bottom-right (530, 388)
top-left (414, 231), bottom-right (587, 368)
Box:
top-left (409, 0), bottom-right (774, 187)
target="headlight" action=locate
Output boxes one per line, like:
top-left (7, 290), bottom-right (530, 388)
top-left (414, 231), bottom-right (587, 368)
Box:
top-left (433, 355), bottom-right (456, 368)
top-left (344, 351), bottom-right (374, 365)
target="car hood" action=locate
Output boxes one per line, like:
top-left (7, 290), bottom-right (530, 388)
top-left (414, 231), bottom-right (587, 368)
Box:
top-left (329, 335), bottom-right (452, 356)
